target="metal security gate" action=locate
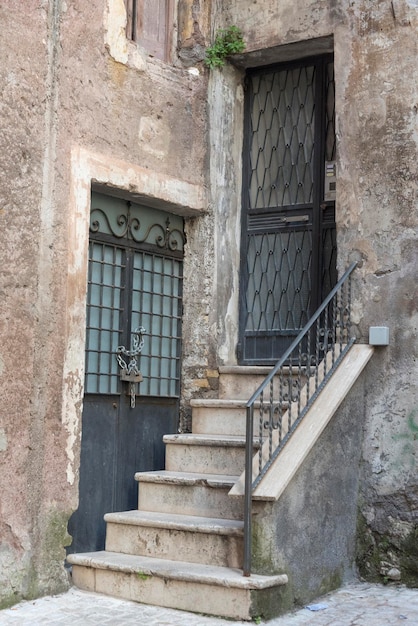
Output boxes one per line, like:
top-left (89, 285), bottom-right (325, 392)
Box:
top-left (239, 55), bottom-right (337, 364)
top-left (68, 192), bottom-right (184, 554)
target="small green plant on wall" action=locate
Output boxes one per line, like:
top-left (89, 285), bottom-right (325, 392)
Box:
top-left (205, 25), bottom-right (246, 69)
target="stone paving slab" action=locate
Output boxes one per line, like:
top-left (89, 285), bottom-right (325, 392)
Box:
top-left (1, 581), bottom-right (418, 625)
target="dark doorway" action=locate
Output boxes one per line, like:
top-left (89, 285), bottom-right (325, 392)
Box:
top-left (68, 191), bottom-right (184, 553)
top-left (239, 55), bottom-right (337, 364)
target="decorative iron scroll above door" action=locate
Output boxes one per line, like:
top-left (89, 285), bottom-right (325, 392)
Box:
top-left (90, 197), bottom-right (185, 252)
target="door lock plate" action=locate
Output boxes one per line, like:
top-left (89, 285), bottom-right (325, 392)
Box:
top-left (120, 371), bottom-right (143, 383)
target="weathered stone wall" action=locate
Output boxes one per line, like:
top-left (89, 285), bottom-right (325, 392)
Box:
top-left (209, 0), bottom-right (418, 588)
top-left (0, 0), bottom-right (68, 607)
top-left (1, 0), bottom-right (417, 609)
top-left (250, 375), bottom-right (367, 616)
top-left (0, 0), bottom-right (210, 607)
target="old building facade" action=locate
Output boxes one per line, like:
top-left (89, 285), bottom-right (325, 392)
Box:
top-left (0, 0), bottom-right (417, 616)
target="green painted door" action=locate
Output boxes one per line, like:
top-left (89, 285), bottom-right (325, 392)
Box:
top-left (68, 192), bottom-right (184, 553)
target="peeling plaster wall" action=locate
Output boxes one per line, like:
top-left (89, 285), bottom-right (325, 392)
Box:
top-left (1, 0), bottom-right (417, 608)
top-left (0, 0), bottom-right (210, 606)
top-left (0, 0), bottom-right (65, 606)
top-left (209, 0), bottom-right (417, 587)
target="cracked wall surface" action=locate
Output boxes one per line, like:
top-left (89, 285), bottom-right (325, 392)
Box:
top-left (0, 0), bottom-right (417, 606)
top-left (0, 0), bottom-right (209, 606)
top-left (210, 0), bottom-right (418, 588)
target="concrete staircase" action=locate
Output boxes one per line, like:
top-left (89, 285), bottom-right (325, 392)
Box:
top-left (67, 366), bottom-right (289, 621)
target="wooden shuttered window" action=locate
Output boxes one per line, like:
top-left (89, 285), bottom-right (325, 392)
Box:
top-left (125, 0), bottom-right (172, 61)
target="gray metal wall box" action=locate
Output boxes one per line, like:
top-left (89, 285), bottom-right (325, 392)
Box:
top-left (369, 326), bottom-right (390, 345)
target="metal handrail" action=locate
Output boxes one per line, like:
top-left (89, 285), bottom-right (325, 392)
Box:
top-left (243, 262), bottom-right (357, 576)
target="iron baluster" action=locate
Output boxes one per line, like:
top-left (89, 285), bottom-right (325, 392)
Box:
top-left (278, 367), bottom-right (284, 445)
top-left (259, 391), bottom-right (264, 476)
top-left (297, 341), bottom-right (303, 421)
top-left (331, 294), bottom-right (337, 367)
top-left (268, 380), bottom-right (273, 462)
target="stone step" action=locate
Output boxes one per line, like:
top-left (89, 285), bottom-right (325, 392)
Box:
top-left (135, 470), bottom-right (243, 520)
top-left (164, 433), bottom-right (257, 475)
top-left (190, 399), bottom-right (286, 437)
top-left (218, 365), bottom-right (303, 400)
top-left (68, 551), bottom-right (288, 621)
top-left (190, 399), bottom-right (247, 437)
top-left (104, 509), bottom-right (244, 568)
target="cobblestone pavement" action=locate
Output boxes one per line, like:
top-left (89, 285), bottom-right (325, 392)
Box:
top-left (1, 582), bottom-right (418, 625)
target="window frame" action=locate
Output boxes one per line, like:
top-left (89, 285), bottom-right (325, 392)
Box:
top-left (125, 0), bottom-right (174, 62)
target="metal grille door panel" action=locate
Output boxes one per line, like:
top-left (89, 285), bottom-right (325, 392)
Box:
top-left (85, 243), bottom-right (124, 395)
top-left (245, 229), bottom-right (312, 332)
top-left (240, 56), bottom-right (336, 364)
top-left (69, 192), bottom-right (184, 556)
top-left (249, 65), bottom-right (316, 209)
top-left (131, 252), bottom-right (182, 397)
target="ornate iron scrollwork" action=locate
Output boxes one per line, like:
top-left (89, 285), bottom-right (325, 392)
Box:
top-left (156, 217), bottom-right (184, 251)
top-left (90, 202), bottom-right (185, 251)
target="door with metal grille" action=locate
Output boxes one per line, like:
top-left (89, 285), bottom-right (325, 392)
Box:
top-left (239, 55), bottom-right (337, 364)
top-left (68, 192), bottom-right (184, 554)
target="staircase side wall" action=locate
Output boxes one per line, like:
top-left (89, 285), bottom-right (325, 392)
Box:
top-left (357, 351), bottom-right (418, 586)
top-left (251, 375), bottom-right (365, 614)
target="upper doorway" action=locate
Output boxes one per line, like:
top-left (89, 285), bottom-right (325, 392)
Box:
top-left (68, 191), bottom-right (184, 554)
top-left (238, 55), bottom-right (337, 364)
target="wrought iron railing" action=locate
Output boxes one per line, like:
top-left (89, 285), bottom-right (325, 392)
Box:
top-left (243, 263), bottom-right (357, 576)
